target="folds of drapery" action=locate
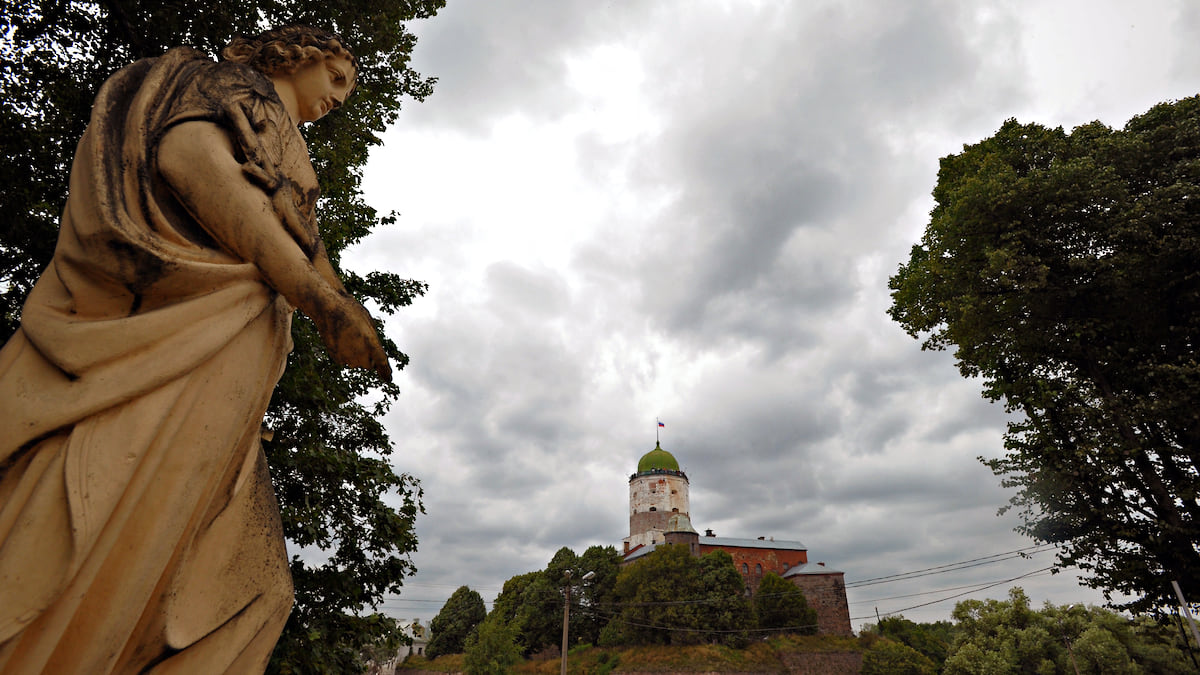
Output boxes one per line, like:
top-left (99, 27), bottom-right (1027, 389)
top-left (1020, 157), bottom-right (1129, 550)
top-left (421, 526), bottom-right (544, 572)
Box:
top-left (0, 48), bottom-right (310, 673)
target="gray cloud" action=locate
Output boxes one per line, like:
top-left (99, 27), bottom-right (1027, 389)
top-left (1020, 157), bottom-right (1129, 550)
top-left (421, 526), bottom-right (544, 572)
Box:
top-left (404, 0), bottom-right (656, 131)
top-left (358, 0), bottom-right (1188, 624)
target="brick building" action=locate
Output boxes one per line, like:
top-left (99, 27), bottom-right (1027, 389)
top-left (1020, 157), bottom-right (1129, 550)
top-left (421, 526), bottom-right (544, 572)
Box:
top-left (621, 442), bottom-right (852, 636)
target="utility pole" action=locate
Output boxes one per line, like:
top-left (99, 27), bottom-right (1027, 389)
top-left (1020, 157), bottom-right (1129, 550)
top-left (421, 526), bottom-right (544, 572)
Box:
top-left (1064, 638), bottom-right (1081, 675)
top-left (1172, 581), bottom-right (1200, 649)
top-left (560, 571), bottom-right (572, 675)
top-left (1056, 605), bottom-right (1082, 675)
top-left (560, 570), bottom-right (595, 675)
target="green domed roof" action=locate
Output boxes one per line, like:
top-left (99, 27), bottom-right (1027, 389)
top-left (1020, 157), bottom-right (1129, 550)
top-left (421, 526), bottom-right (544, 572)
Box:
top-left (638, 442), bottom-right (680, 472)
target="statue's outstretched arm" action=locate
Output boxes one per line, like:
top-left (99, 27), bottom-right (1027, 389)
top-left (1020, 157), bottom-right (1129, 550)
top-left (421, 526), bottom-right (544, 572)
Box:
top-left (157, 120), bottom-right (392, 382)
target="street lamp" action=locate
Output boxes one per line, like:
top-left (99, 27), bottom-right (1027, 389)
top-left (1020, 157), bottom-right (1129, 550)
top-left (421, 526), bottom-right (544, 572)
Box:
top-left (561, 570), bottom-right (596, 675)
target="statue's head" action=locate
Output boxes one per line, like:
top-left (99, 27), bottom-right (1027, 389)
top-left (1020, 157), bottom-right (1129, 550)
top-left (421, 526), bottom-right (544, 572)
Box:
top-left (221, 25), bottom-right (358, 90)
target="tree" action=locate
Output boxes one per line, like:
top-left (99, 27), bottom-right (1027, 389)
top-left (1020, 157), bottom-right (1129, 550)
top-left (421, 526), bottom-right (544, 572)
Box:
top-left (945, 588), bottom-right (1060, 674)
top-left (889, 101), bottom-right (1200, 613)
top-left (942, 587), bottom-right (1193, 675)
top-left (490, 571), bottom-right (540, 628)
top-left (606, 544), bottom-right (753, 646)
top-left (572, 545), bottom-right (623, 646)
top-left (753, 572), bottom-right (817, 635)
top-left (486, 546), bottom-right (621, 656)
top-left (608, 544), bottom-right (699, 646)
top-left (874, 616), bottom-right (954, 666)
top-left (861, 639), bottom-right (938, 675)
top-left (462, 613), bottom-right (522, 675)
top-left (695, 550), bottom-right (755, 646)
top-left (427, 586), bottom-right (487, 660)
top-left (1, 2), bottom-right (444, 672)
top-left (509, 574), bottom-right (563, 656)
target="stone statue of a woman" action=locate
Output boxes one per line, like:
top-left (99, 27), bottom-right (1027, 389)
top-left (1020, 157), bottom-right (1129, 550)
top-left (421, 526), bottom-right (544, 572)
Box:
top-left (0, 25), bottom-right (386, 673)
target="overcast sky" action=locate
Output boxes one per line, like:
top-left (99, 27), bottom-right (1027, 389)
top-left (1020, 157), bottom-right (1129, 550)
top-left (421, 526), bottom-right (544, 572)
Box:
top-left (343, 0), bottom-right (1200, 630)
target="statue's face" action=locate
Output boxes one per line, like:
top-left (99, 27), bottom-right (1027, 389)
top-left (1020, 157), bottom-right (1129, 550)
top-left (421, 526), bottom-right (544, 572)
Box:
top-left (282, 54), bottom-right (356, 123)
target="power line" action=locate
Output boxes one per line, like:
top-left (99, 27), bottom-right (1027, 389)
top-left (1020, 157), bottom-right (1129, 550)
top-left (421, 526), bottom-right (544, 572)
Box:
top-left (576, 605), bottom-right (821, 636)
top-left (850, 566), bottom-right (1054, 622)
top-left (849, 570), bottom-right (1054, 606)
top-left (375, 545), bottom-right (1062, 615)
top-left (845, 545), bottom-right (1054, 588)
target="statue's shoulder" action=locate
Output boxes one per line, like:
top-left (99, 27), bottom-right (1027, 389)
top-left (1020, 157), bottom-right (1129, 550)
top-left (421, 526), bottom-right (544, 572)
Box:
top-left (152, 47), bottom-right (288, 132)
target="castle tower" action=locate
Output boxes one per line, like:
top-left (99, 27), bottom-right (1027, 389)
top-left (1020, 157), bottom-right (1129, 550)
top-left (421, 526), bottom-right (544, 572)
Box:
top-left (623, 442), bottom-right (690, 553)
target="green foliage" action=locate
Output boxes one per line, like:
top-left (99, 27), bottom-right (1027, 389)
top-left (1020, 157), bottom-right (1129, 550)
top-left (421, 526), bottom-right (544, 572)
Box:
top-left (753, 572), bottom-right (818, 635)
top-left (462, 613), bottom-right (522, 675)
top-left (408, 605), bottom-right (1192, 674)
top-left (606, 545), bottom-right (754, 647)
top-left (507, 571), bottom-right (563, 656)
top-left (861, 638), bottom-right (938, 675)
top-left (1, 1), bottom-right (443, 672)
top-left (488, 545), bottom-right (622, 656)
top-left (575, 545), bottom-right (624, 646)
top-left (427, 586), bottom-right (488, 660)
top-left (946, 588), bottom-right (1066, 675)
top-left (942, 587), bottom-right (1193, 675)
top-left (873, 616), bottom-right (954, 666)
top-left (491, 571), bottom-right (541, 626)
top-left (888, 100), bottom-right (1200, 612)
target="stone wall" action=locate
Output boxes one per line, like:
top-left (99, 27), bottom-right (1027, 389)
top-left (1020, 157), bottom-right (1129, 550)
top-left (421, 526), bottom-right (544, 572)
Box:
top-left (777, 650), bottom-right (863, 674)
top-left (627, 472), bottom-right (690, 550)
top-left (612, 651), bottom-right (863, 674)
top-left (788, 572), bottom-right (853, 636)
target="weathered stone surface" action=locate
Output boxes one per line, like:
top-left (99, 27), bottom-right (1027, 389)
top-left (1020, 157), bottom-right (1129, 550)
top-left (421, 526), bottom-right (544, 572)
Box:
top-left (786, 571), bottom-right (853, 637)
top-left (0, 27), bottom-right (384, 674)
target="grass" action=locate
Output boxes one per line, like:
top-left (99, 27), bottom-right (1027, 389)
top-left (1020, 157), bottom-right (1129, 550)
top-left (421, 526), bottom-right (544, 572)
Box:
top-left (398, 635), bottom-right (866, 673)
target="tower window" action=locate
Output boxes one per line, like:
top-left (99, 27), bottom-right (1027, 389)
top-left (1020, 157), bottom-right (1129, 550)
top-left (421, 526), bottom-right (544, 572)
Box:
top-left (649, 506), bottom-right (656, 511)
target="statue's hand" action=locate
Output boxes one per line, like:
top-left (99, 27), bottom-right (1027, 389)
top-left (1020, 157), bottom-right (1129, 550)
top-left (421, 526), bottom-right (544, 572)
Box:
top-left (314, 293), bottom-right (392, 383)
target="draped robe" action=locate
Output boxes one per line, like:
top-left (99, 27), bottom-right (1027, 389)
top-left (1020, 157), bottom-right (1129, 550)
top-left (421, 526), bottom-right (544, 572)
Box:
top-left (0, 47), bottom-right (316, 673)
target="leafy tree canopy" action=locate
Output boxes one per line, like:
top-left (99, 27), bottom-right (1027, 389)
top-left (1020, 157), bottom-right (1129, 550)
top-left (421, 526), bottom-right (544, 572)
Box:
top-left (889, 100), bottom-right (1200, 613)
top-left (1, 1), bottom-right (443, 672)
top-left (753, 572), bottom-right (817, 635)
top-left (427, 586), bottom-right (487, 660)
top-left (462, 612), bottom-right (522, 675)
top-left (605, 544), bottom-right (753, 647)
top-left (573, 545), bottom-right (624, 646)
top-left (861, 638), bottom-right (938, 675)
top-left (485, 545), bottom-right (622, 656)
top-left (943, 587), bottom-right (1193, 675)
top-left (872, 615), bottom-right (954, 666)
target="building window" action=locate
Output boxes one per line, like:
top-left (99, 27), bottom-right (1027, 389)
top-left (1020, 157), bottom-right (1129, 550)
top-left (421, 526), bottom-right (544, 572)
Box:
top-left (783, 562), bottom-right (789, 571)
top-left (671, 489), bottom-right (677, 494)
top-left (672, 508), bottom-right (678, 512)
top-left (742, 563), bottom-right (748, 574)
top-left (756, 564), bottom-right (762, 575)
top-left (649, 506), bottom-right (657, 511)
